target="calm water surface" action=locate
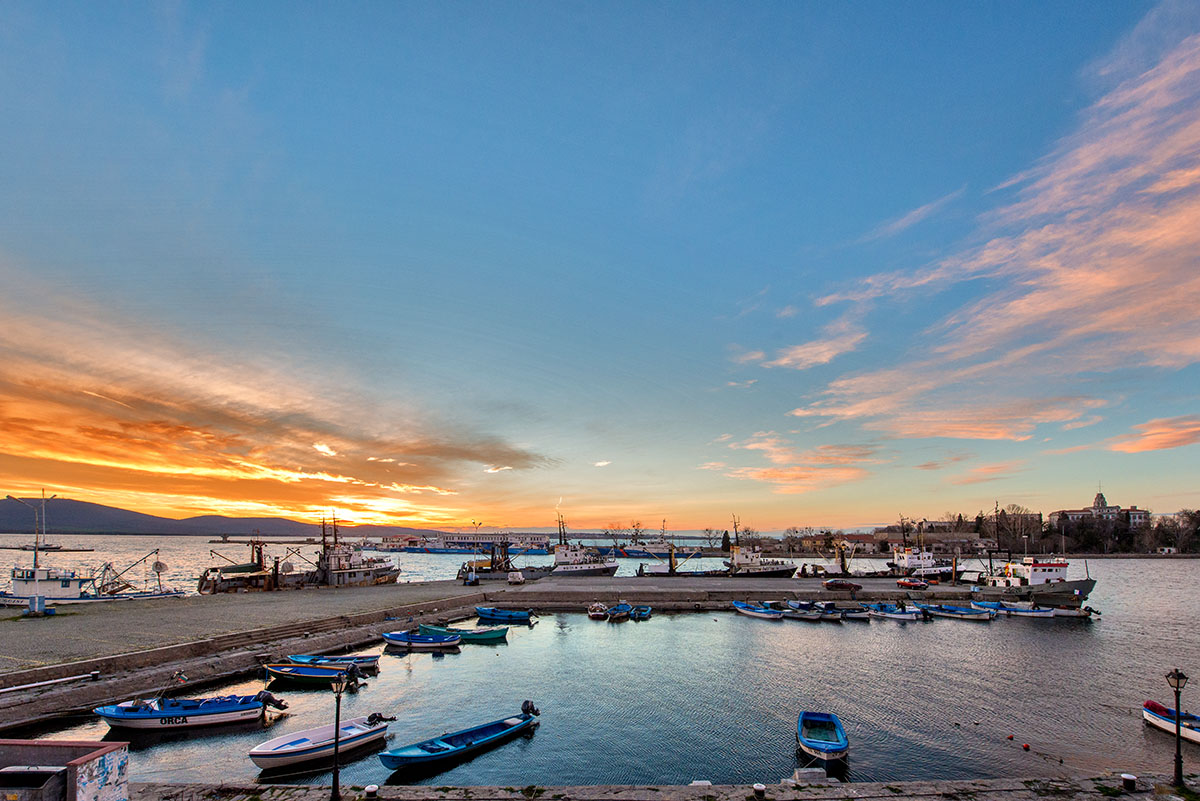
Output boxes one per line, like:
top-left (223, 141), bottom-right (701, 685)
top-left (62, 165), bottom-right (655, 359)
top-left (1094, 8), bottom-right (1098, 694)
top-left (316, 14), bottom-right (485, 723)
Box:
top-left (9, 535), bottom-right (1199, 785)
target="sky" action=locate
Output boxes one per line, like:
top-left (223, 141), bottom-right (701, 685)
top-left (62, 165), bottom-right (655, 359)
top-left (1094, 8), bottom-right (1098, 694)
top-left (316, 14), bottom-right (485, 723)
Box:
top-left (1, 1), bottom-right (1199, 533)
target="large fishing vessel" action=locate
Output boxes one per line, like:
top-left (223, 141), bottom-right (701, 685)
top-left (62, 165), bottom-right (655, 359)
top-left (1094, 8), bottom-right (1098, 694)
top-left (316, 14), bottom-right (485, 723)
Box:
top-left (2, 550), bottom-right (184, 606)
top-left (967, 554), bottom-right (1096, 609)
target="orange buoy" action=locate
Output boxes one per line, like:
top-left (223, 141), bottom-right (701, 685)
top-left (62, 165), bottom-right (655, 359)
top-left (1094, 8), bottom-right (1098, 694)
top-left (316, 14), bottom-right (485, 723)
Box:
top-left (1022, 744), bottom-right (1030, 751)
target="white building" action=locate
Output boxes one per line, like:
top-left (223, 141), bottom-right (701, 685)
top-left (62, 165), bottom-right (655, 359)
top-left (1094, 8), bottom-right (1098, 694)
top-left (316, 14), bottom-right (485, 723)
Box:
top-left (1049, 491), bottom-right (1149, 527)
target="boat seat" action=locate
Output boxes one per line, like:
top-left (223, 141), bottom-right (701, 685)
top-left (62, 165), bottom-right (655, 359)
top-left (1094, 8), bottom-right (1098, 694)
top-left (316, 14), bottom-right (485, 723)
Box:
top-left (419, 743), bottom-right (449, 753)
top-left (502, 718), bottom-right (522, 726)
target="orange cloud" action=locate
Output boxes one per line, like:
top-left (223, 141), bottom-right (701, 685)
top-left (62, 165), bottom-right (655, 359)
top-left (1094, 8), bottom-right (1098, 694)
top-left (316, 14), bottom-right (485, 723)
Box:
top-left (1108, 415), bottom-right (1200, 452)
top-left (763, 318), bottom-right (867, 370)
top-left (721, 432), bottom-right (882, 493)
top-left (949, 461), bottom-right (1026, 485)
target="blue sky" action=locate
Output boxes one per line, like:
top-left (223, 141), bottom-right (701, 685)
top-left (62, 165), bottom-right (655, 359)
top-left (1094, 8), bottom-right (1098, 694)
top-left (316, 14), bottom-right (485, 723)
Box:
top-left (1, 1), bottom-right (1198, 531)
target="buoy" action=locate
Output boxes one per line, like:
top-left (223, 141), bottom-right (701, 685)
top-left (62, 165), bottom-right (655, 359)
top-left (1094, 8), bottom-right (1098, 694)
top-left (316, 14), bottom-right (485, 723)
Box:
top-left (1022, 744), bottom-right (1030, 751)
top-left (1006, 735), bottom-right (1014, 740)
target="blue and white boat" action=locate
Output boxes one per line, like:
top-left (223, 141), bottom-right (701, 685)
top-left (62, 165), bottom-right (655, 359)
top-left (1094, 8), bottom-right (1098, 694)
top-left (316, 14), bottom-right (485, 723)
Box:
top-left (1143, 700), bottom-right (1200, 746)
top-left (606, 603), bottom-right (632, 621)
top-left (474, 607), bottom-right (533, 623)
top-left (379, 704), bottom-right (540, 770)
top-left (732, 600), bottom-right (783, 620)
top-left (630, 606), bottom-right (652, 621)
top-left (864, 603), bottom-right (924, 621)
top-left (286, 654), bottom-right (381, 668)
top-left (970, 600), bottom-right (1055, 618)
top-left (913, 602), bottom-right (994, 621)
top-left (249, 713), bottom-right (392, 770)
top-left (95, 691), bottom-right (287, 729)
top-left (797, 710), bottom-right (849, 762)
top-left (382, 631), bottom-right (461, 649)
top-left (788, 600), bottom-right (843, 622)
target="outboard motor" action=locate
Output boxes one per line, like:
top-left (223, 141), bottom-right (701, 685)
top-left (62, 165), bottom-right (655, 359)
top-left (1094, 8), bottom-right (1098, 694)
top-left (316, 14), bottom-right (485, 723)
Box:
top-left (367, 712), bottom-right (398, 725)
top-left (521, 699), bottom-right (540, 717)
top-left (255, 689), bottom-right (289, 710)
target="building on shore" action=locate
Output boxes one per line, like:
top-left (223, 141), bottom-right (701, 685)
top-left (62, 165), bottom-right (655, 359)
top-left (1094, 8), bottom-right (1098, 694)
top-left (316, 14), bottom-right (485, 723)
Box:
top-left (1049, 491), bottom-right (1149, 528)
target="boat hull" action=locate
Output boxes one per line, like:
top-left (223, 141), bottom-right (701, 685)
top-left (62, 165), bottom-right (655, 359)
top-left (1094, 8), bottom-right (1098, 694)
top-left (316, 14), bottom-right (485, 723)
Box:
top-left (286, 654), bottom-right (380, 668)
top-left (94, 695), bottom-right (267, 729)
top-left (0, 590), bottom-right (186, 607)
top-left (732, 601), bottom-right (783, 619)
top-left (418, 624), bottom-right (508, 643)
top-left (550, 562), bottom-right (619, 577)
top-left (971, 601), bottom-right (1055, 618)
top-left (797, 711), bottom-right (849, 762)
top-left (264, 663), bottom-right (357, 684)
top-left (914, 603), bottom-right (993, 621)
top-left (379, 712), bottom-right (538, 770)
top-left (381, 632), bottom-right (461, 649)
top-left (1143, 702), bottom-right (1200, 746)
top-left (474, 607), bottom-right (533, 623)
top-left (250, 717), bottom-right (389, 770)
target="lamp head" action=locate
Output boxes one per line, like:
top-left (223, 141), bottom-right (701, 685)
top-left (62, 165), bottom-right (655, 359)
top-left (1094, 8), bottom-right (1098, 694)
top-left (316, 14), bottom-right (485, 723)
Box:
top-left (1166, 668), bottom-right (1189, 691)
top-left (330, 672), bottom-right (348, 694)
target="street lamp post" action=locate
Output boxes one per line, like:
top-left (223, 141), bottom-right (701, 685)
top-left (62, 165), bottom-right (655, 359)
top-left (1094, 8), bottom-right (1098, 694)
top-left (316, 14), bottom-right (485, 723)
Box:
top-left (1167, 668), bottom-right (1189, 788)
top-left (330, 672), bottom-right (348, 801)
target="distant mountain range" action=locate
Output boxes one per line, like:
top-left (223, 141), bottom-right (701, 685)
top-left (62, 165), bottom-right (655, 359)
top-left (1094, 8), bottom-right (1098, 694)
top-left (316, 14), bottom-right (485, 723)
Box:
top-left (0, 496), bottom-right (445, 538)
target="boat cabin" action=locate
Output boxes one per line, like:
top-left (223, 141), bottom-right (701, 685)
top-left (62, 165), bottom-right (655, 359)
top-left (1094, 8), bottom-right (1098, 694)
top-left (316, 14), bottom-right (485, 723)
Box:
top-left (8, 566), bottom-right (93, 600)
top-left (984, 556), bottom-right (1069, 588)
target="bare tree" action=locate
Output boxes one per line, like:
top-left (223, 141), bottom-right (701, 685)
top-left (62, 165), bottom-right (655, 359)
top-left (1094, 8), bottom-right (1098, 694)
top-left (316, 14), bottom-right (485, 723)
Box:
top-left (603, 522), bottom-right (628, 545)
top-left (701, 527), bottom-right (720, 549)
top-left (629, 520), bottom-right (644, 543)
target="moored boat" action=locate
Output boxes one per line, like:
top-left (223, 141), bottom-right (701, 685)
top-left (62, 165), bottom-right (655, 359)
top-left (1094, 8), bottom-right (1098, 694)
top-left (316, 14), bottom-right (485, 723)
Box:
top-left (381, 631), bottom-right (461, 650)
top-left (797, 711), bottom-right (849, 762)
top-left (286, 654), bottom-right (381, 669)
top-left (606, 602), bottom-right (632, 621)
top-left (630, 605), bottom-right (652, 621)
top-left (475, 606), bottom-right (533, 623)
top-left (970, 600), bottom-right (1055, 618)
top-left (264, 663), bottom-right (367, 685)
top-left (864, 602), bottom-right (924, 621)
top-left (732, 600), bottom-right (783, 620)
top-left (587, 602), bottom-right (608, 620)
top-left (418, 623), bottom-right (508, 643)
top-left (1142, 700), bottom-right (1200, 745)
top-left (725, 545), bottom-right (797, 578)
top-left (249, 713), bottom-right (393, 770)
top-left (95, 691), bottom-right (287, 729)
top-left (378, 703), bottom-right (541, 770)
top-left (913, 602), bottom-right (994, 621)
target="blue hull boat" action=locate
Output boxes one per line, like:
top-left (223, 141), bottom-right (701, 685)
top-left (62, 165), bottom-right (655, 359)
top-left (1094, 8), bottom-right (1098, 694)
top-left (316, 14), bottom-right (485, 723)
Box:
top-left (382, 631), bottom-right (461, 649)
top-left (95, 691), bottom-right (286, 729)
top-left (797, 711), bottom-right (849, 761)
top-left (264, 663), bottom-right (360, 685)
top-left (606, 603), bottom-right (632, 621)
top-left (732, 600), bottom-right (783, 619)
top-left (286, 654), bottom-right (381, 668)
top-left (913, 602), bottom-right (994, 621)
top-left (1143, 700), bottom-right (1200, 745)
top-left (630, 606), bottom-right (652, 621)
top-left (379, 708), bottom-right (540, 770)
top-left (475, 607), bottom-right (533, 623)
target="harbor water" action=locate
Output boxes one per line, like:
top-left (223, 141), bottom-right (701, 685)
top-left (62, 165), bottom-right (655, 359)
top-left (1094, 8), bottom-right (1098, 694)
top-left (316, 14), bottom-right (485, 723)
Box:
top-left (14, 537), bottom-right (1200, 787)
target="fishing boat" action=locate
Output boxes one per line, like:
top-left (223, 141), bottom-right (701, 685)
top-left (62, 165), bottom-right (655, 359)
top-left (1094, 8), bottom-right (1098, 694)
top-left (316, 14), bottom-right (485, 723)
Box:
top-left (475, 606), bottom-right (533, 623)
top-left (630, 605), bottom-right (652, 621)
top-left (863, 603), bottom-right (924, 621)
top-left (94, 691), bottom-right (287, 729)
top-left (249, 713), bottom-right (393, 770)
top-left (1142, 700), bottom-right (1200, 745)
top-left (973, 553), bottom-right (1096, 607)
top-left (378, 703), bottom-right (541, 770)
top-left (381, 631), bottom-right (461, 650)
top-left (587, 602), bottom-right (608, 620)
top-left (285, 654), bottom-right (381, 669)
top-left (970, 600), bottom-right (1055, 618)
top-left (2, 549), bottom-right (184, 607)
top-left (731, 600), bottom-right (783, 620)
top-left (264, 663), bottom-right (367, 685)
top-left (912, 602), bottom-right (994, 621)
top-left (418, 623), bottom-right (509, 643)
top-left (725, 545), bottom-right (797, 578)
top-left (606, 602), bottom-right (632, 621)
top-left (796, 711), bottom-right (849, 762)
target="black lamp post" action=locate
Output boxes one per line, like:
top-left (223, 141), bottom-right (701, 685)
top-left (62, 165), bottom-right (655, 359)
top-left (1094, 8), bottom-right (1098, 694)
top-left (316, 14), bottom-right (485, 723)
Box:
top-left (1167, 668), bottom-right (1189, 788)
top-left (330, 672), bottom-right (348, 801)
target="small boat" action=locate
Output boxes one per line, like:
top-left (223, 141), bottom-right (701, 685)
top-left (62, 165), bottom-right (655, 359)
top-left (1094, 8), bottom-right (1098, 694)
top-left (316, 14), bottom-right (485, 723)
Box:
top-left (864, 603), bottom-right (924, 621)
top-left (418, 623), bottom-right (508, 643)
top-left (1142, 700), bottom-right (1200, 745)
top-left (264, 663), bottom-right (365, 685)
top-left (913, 602), bottom-right (994, 621)
top-left (731, 600), bottom-right (783, 620)
top-left (379, 702), bottom-right (541, 770)
top-left (970, 600), bottom-right (1055, 618)
top-left (95, 691), bottom-right (287, 729)
top-left (630, 605), bottom-right (652, 621)
top-left (475, 606), bottom-right (533, 623)
top-left (286, 654), bottom-right (381, 669)
top-left (381, 631), bottom-right (461, 649)
top-left (249, 713), bottom-right (393, 770)
top-left (822, 602), bottom-right (869, 621)
top-left (782, 607), bottom-right (823, 622)
top-left (896, 578), bottom-right (928, 590)
top-left (797, 711), bottom-right (849, 762)
top-left (587, 602), bottom-right (608, 620)
top-left (1052, 605), bottom-right (1098, 618)
top-left (606, 603), bottom-right (632, 621)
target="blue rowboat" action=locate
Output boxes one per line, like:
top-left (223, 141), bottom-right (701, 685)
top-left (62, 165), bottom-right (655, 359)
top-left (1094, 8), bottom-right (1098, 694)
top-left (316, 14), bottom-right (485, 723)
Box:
top-left (379, 705), bottom-right (540, 770)
top-left (913, 602), bottom-right (994, 621)
top-left (732, 600), bottom-right (783, 620)
top-left (474, 607), bottom-right (533, 623)
top-left (606, 603), bottom-right (632, 621)
top-left (418, 623), bottom-right (508, 643)
top-left (630, 606), bottom-right (652, 621)
top-left (797, 711), bottom-right (849, 761)
top-left (264, 663), bottom-right (362, 685)
top-left (1143, 700), bottom-right (1200, 746)
top-left (864, 603), bottom-right (924, 621)
top-left (970, 601), bottom-right (1055, 618)
top-left (249, 713), bottom-right (392, 770)
top-left (286, 654), bottom-right (381, 668)
top-left (95, 691), bottom-right (287, 729)
top-left (382, 631), bottom-right (461, 649)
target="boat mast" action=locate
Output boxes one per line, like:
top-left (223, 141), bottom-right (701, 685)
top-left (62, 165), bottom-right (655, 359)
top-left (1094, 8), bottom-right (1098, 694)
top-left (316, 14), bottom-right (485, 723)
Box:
top-left (732, 514), bottom-right (740, 547)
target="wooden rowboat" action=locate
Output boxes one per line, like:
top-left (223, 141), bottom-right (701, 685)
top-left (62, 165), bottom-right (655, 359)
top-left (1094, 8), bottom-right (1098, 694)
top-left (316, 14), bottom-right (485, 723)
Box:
top-left (474, 607), bottom-right (533, 623)
top-left (286, 654), bottom-right (380, 668)
top-left (381, 631), bottom-right (461, 650)
top-left (418, 623), bottom-right (508, 643)
top-left (379, 705), bottom-right (540, 770)
top-left (249, 714), bottom-right (391, 770)
top-left (797, 710), bottom-right (849, 761)
top-left (731, 600), bottom-right (783, 620)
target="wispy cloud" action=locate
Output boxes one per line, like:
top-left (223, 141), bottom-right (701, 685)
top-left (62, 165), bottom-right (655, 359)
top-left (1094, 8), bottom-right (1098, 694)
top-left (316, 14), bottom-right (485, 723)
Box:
top-left (593, 460), bottom-right (612, 467)
top-left (719, 432), bottom-right (883, 494)
top-left (1108, 414), bottom-right (1200, 452)
top-left (949, 461), bottom-right (1026, 485)
top-left (761, 317), bottom-right (867, 371)
top-left (861, 186), bottom-right (966, 242)
top-left (914, 452), bottom-right (974, 471)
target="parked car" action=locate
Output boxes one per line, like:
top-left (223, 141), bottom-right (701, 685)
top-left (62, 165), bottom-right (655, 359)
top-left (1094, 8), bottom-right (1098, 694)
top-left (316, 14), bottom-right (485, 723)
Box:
top-left (822, 578), bottom-right (862, 592)
top-left (896, 578), bottom-right (928, 590)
